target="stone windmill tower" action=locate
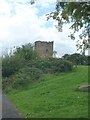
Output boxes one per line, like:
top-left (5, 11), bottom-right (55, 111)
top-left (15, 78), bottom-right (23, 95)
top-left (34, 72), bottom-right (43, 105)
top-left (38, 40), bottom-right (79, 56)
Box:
top-left (35, 41), bottom-right (54, 58)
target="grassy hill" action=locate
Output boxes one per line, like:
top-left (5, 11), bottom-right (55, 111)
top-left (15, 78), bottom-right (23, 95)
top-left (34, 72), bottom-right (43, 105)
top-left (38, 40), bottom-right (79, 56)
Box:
top-left (6, 66), bottom-right (89, 118)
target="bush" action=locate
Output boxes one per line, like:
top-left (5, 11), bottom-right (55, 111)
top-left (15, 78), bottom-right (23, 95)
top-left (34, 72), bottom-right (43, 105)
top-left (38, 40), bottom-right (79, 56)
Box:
top-left (62, 53), bottom-right (88, 65)
top-left (2, 43), bottom-right (38, 78)
top-left (2, 67), bottom-right (43, 90)
top-left (19, 67), bottom-right (43, 80)
top-left (2, 53), bottom-right (74, 91)
top-left (26, 58), bottom-right (74, 74)
top-left (49, 58), bottom-right (73, 73)
top-left (2, 56), bottom-right (25, 77)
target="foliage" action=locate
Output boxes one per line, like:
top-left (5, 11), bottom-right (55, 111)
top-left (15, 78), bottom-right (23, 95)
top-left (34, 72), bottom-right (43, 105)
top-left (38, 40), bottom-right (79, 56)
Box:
top-left (2, 43), bottom-right (38, 77)
top-left (48, 58), bottom-right (73, 73)
top-left (18, 67), bottom-right (43, 81)
top-left (2, 55), bottom-right (25, 77)
top-left (14, 43), bottom-right (38, 60)
top-left (2, 41), bottom-right (75, 91)
top-left (31, 1), bottom-right (90, 54)
top-left (3, 66), bottom-right (43, 90)
top-left (62, 53), bottom-right (88, 65)
top-left (6, 66), bottom-right (88, 118)
top-left (47, 2), bottom-right (90, 53)
top-left (25, 58), bottom-right (74, 74)
top-left (2, 49), bottom-right (74, 91)
top-left (2, 57), bottom-right (74, 91)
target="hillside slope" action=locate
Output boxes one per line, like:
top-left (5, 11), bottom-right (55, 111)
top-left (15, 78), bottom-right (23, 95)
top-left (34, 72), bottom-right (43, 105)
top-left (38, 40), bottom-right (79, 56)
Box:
top-left (7, 66), bottom-right (89, 118)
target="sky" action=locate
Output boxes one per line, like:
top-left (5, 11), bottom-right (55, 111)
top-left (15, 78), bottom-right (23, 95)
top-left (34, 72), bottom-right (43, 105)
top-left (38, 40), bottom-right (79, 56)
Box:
top-left (0, 0), bottom-right (81, 57)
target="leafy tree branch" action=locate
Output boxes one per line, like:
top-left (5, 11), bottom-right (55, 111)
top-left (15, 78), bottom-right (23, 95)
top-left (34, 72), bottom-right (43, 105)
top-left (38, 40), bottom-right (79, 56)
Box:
top-left (30, 0), bottom-right (90, 54)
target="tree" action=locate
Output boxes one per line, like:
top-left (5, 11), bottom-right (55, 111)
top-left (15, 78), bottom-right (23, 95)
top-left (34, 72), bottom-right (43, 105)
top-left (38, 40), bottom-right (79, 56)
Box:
top-left (14, 43), bottom-right (38, 60)
top-left (53, 2), bottom-right (90, 54)
top-left (62, 53), bottom-right (88, 65)
top-left (31, 0), bottom-right (90, 54)
top-left (2, 43), bottom-right (38, 77)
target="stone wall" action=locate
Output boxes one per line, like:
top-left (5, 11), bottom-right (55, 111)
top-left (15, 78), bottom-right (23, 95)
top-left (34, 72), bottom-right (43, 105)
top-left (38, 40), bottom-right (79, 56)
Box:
top-left (35, 41), bottom-right (53, 58)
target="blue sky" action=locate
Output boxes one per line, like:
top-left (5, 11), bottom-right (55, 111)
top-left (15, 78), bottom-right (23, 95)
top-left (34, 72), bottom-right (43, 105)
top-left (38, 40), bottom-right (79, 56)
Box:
top-left (0, 0), bottom-right (80, 57)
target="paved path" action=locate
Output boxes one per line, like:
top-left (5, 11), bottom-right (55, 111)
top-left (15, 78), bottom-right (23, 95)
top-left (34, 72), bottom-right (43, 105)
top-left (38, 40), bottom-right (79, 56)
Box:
top-left (2, 93), bottom-right (23, 118)
top-left (0, 89), bottom-right (2, 119)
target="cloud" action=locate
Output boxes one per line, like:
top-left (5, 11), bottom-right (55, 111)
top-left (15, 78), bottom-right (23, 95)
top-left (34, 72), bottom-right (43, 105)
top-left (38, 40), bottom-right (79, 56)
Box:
top-left (0, 0), bottom-right (11, 16)
top-left (0, 0), bottom-right (77, 57)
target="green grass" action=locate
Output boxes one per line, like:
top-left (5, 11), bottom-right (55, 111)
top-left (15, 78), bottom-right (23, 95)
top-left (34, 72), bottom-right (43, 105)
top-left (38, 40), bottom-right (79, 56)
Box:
top-left (6, 66), bottom-right (89, 118)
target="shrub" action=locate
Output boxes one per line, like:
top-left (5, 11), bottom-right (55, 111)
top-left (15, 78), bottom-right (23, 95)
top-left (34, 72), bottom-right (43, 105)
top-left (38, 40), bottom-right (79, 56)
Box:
top-left (2, 43), bottom-right (38, 78)
top-left (2, 67), bottom-right (43, 90)
top-left (49, 58), bottom-right (73, 73)
top-left (3, 57), bottom-right (74, 91)
top-left (62, 53), bottom-right (88, 65)
top-left (2, 56), bottom-right (25, 77)
top-left (26, 58), bottom-right (74, 74)
top-left (19, 67), bottom-right (43, 80)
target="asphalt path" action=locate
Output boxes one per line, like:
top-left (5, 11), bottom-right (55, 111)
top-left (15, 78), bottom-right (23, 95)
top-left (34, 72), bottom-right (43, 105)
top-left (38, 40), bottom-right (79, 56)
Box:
top-left (0, 89), bottom-right (2, 119)
top-left (2, 93), bottom-right (23, 118)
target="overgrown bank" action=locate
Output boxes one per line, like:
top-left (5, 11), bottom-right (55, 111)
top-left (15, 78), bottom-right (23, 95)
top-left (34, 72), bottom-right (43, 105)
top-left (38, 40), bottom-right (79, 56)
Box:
top-left (2, 43), bottom-right (74, 91)
top-left (6, 66), bottom-right (88, 118)
top-left (2, 43), bottom-right (89, 118)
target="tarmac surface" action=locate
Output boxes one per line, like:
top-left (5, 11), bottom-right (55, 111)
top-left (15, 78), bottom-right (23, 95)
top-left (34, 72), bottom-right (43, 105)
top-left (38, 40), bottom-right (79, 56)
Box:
top-left (0, 89), bottom-right (2, 119)
top-left (2, 93), bottom-right (22, 118)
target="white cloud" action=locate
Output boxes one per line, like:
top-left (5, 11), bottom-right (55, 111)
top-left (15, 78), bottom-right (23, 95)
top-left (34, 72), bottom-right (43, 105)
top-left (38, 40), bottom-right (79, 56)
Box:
top-left (0, 0), bottom-right (11, 16)
top-left (0, 0), bottom-right (77, 57)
